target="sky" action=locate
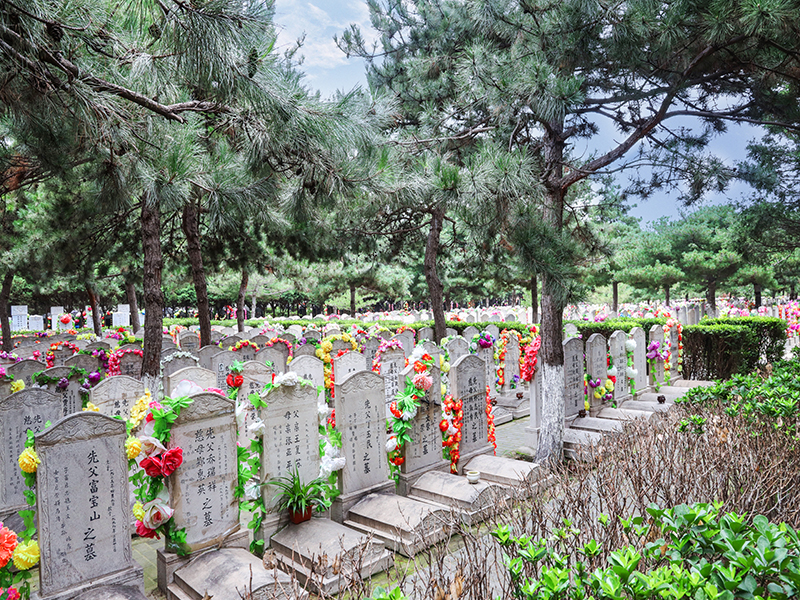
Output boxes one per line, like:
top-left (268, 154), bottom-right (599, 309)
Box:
top-left (272, 0), bottom-right (763, 226)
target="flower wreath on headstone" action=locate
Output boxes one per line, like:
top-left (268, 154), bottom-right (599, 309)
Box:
top-left (495, 330), bottom-right (526, 392)
top-left (80, 347), bottom-right (110, 370)
top-left (386, 348), bottom-right (435, 482)
top-left (486, 385), bottom-right (496, 452)
top-left (160, 351), bottom-right (199, 368)
top-left (293, 336), bottom-right (320, 351)
top-left (0, 351), bottom-right (21, 364)
top-left (44, 341), bottom-right (80, 368)
top-left (114, 332), bottom-right (142, 348)
top-left (106, 347), bottom-right (144, 376)
top-left (126, 393), bottom-right (190, 555)
top-left (33, 366), bottom-right (101, 408)
top-left (440, 394), bottom-right (462, 473)
top-left (240, 372), bottom-right (341, 555)
top-left (664, 318), bottom-right (684, 376)
top-left (316, 335), bottom-right (357, 400)
top-left (624, 337), bottom-right (639, 395)
top-left (370, 339), bottom-right (405, 373)
top-left (228, 339), bottom-right (260, 353)
top-left (468, 332), bottom-right (494, 354)
top-left (520, 330), bottom-right (542, 383)
top-left (394, 325), bottom-right (416, 340)
top-left (262, 337), bottom-right (293, 362)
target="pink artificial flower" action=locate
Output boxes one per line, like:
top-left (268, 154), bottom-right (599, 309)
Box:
top-left (412, 373), bottom-right (433, 391)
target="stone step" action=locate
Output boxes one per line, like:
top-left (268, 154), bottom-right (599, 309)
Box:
top-left (82, 585), bottom-right (150, 600)
top-left (669, 380), bottom-right (715, 388)
top-left (597, 407), bottom-right (654, 421)
top-left (492, 406), bottom-right (513, 425)
top-left (463, 454), bottom-right (542, 491)
top-left (563, 428), bottom-right (603, 460)
top-left (511, 405), bottom-right (530, 419)
top-left (619, 400), bottom-right (671, 413)
top-left (637, 392), bottom-right (679, 404)
top-left (408, 470), bottom-right (509, 525)
top-left (166, 583), bottom-right (195, 600)
top-left (569, 416), bottom-right (623, 434)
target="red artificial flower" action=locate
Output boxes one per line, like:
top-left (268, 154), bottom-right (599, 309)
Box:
top-left (140, 455), bottom-right (163, 478)
top-left (135, 520), bottom-right (160, 539)
top-left (439, 419), bottom-right (449, 432)
top-left (226, 373), bottom-right (243, 388)
top-left (160, 447), bottom-right (183, 477)
top-left (421, 353), bottom-right (433, 362)
top-left (60, 314), bottom-right (71, 324)
top-left (413, 361), bottom-right (427, 373)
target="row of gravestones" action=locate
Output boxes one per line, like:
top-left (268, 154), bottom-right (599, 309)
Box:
top-left (3, 347), bottom-right (542, 600)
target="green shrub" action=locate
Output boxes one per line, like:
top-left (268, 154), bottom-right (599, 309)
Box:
top-left (567, 318), bottom-right (668, 341)
top-left (701, 317), bottom-right (787, 365)
top-left (681, 323), bottom-right (758, 380)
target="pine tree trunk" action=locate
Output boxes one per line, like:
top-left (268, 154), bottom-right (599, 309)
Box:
top-left (531, 275), bottom-right (539, 323)
top-left (665, 285), bottom-right (670, 306)
top-left (424, 207), bottom-right (446, 343)
top-left (706, 279), bottom-right (717, 311)
top-left (86, 284), bottom-right (102, 335)
top-left (535, 124), bottom-right (566, 465)
top-left (612, 280), bottom-right (619, 314)
top-left (237, 270), bottom-right (248, 333)
top-left (141, 198), bottom-right (163, 379)
top-left (182, 202), bottom-right (211, 347)
top-left (251, 291), bottom-right (257, 318)
top-left (754, 282), bottom-right (762, 308)
top-left (350, 284), bottom-right (356, 317)
top-left (0, 271), bottom-right (13, 352)
top-left (126, 279), bottom-right (141, 333)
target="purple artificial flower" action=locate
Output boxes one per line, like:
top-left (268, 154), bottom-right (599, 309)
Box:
top-left (57, 377), bottom-right (69, 390)
top-left (88, 371), bottom-right (101, 384)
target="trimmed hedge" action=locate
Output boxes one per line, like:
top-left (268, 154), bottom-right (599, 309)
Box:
top-left (567, 318), bottom-right (668, 340)
top-left (681, 324), bottom-right (758, 381)
top-left (699, 317), bottom-right (786, 366)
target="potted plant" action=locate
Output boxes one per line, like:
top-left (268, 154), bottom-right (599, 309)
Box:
top-left (268, 466), bottom-right (326, 524)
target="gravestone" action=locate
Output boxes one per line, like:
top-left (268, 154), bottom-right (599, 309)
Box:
top-left (649, 325), bottom-right (665, 386)
top-left (256, 345), bottom-right (289, 374)
top-left (331, 370), bottom-right (393, 523)
top-left (0, 389), bottom-right (62, 534)
top-left (330, 338), bottom-right (351, 354)
top-left (196, 345), bottom-right (219, 371)
top-left (236, 361), bottom-right (273, 447)
top-left (38, 366), bottom-right (83, 415)
top-left (586, 334), bottom-right (607, 417)
top-left (281, 332), bottom-right (296, 345)
top-left (287, 325), bottom-right (304, 338)
top-left (362, 337), bottom-right (381, 370)
top-left (463, 326), bottom-right (479, 340)
top-left (11, 305), bottom-right (28, 332)
top-left (256, 378), bottom-right (320, 541)
top-left (445, 327), bottom-right (457, 337)
top-left (609, 330), bottom-right (630, 402)
top-left (417, 327), bottom-right (434, 341)
top-left (477, 345), bottom-right (496, 395)
top-left (65, 353), bottom-right (100, 373)
top-left (289, 355), bottom-right (324, 391)
top-left (630, 327), bottom-right (648, 394)
top-left (35, 413), bottom-right (144, 600)
top-left (446, 337), bottom-right (469, 364)
top-left (231, 343), bottom-right (257, 363)
top-left (219, 335), bottom-right (242, 349)
top-left (564, 323), bottom-right (579, 340)
top-left (293, 343), bottom-right (317, 358)
top-left (118, 351), bottom-right (143, 379)
top-left (304, 330), bottom-right (321, 342)
top-left (178, 331), bottom-right (200, 353)
top-left (51, 344), bottom-right (76, 367)
top-left (394, 330), bottom-right (415, 357)
top-left (500, 335), bottom-right (521, 395)
top-left (49, 306), bottom-right (63, 330)
top-left (157, 392), bottom-right (266, 596)
top-left (160, 346), bottom-right (178, 362)
top-left (525, 368), bottom-right (543, 453)
top-left (485, 324), bottom-right (499, 340)
top-left (679, 306), bottom-right (688, 324)
top-left (249, 335), bottom-right (270, 348)
top-left (9, 359), bottom-right (45, 388)
top-left (209, 331), bottom-right (223, 344)
top-left (162, 353), bottom-right (200, 389)
top-left (165, 366), bottom-right (216, 397)
top-left (379, 348), bottom-right (406, 415)
top-left (449, 354), bottom-right (493, 472)
top-left (211, 350), bottom-right (238, 389)
top-left (88, 376), bottom-right (145, 421)
top-left (397, 363), bottom-right (447, 496)
top-left (668, 326), bottom-right (680, 381)
top-left (28, 315), bottom-right (44, 331)
top-left (563, 337), bottom-right (585, 420)
top-left (333, 350), bottom-right (365, 381)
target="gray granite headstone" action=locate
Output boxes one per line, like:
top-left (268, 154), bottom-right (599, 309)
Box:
top-left (289, 356), bottom-right (324, 391)
top-left (450, 354), bottom-right (492, 471)
top-left (51, 344), bottom-right (76, 367)
top-left (65, 353), bottom-right (101, 373)
top-left (362, 337), bottom-right (381, 371)
top-left (35, 413), bottom-right (141, 599)
top-left (333, 350), bottom-right (365, 381)
top-left (463, 326), bottom-right (479, 341)
top-left (293, 343), bottom-right (317, 358)
top-left (118, 351), bottom-right (143, 379)
top-left (38, 366), bottom-right (83, 415)
top-left (609, 330), bottom-right (629, 402)
top-left (564, 323), bottom-right (579, 340)
top-left (379, 348), bottom-right (406, 412)
top-left (167, 392), bottom-right (239, 553)
top-left (0, 389), bottom-right (62, 531)
top-left (668, 325), bottom-right (680, 380)
top-left (501, 334), bottom-right (521, 394)
top-left (394, 331), bottom-right (415, 357)
top-left (236, 361), bottom-right (273, 447)
top-left (165, 366), bottom-right (216, 397)
top-left (8, 359), bottom-right (45, 388)
top-left (477, 345), bottom-right (496, 394)
top-left (485, 324), bottom-right (499, 340)
top-left (28, 315), bottom-right (44, 331)
top-left (585, 333), bottom-right (607, 416)
top-left (161, 354), bottom-right (199, 386)
top-left (211, 350), bottom-right (238, 389)
top-left (445, 337), bottom-right (469, 364)
top-left (88, 376), bottom-right (145, 420)
top-left (649, 325), bottom-right (665, 385)
top-left (563, 337), bottom-right (584, 419)
top-left (255, 345), bottom-right (288, 374)
top-left (630, 327), bottom-right (648, 393)
top-left (179, 331), bottom-right (200, 353)
top-left (304, 330), bottom-right (321, 342)
top-left (417, 327), bottom-right (434, 342)
top-left (196, 345), bottom-right (219, 371)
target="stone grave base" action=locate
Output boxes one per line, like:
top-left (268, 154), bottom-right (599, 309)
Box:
top-left (397, 461), bottom-right (450, 497)
top-left (597, 406), bottom-right (654, 421)
top-left (157, 528), bottom-right (249, 593)
top-left (344, 493), bottom-right (453, 557)
top-left (331, 479), bottom-right (394, 523)
top-left (563, 428), bottom-right (603, 460)
top-left (495, 391), bottom-right (529, 419)
top-left (166, 547), bottom-right (304, 600)
top-left (33, 564), bottom-right (144, 600)
top-left (455, 443), bottom-right (495, 475)
top-left (619, 399), bottom-right (672, 413)
top-left (463, 454), bottom-right (549, 497)
top-left (407, 470), bottom-right (510, 525)
top-left (569, 416), bottom-right (623, 435)
top-left (491, 406), bottom-right (513, 425)
top-left (80, 585), bottom-right (148, 600)
top-left (270, 517), bottom-right (393, 596)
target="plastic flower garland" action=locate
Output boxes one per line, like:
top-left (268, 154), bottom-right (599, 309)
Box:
top-left (80, 347), bottom-right (110, 371)
top-left (316, 335), bottom-right (358, 399)
top-left (44, 341), bottom-right (79, 368)
top-left (386, 352), bottom-right (435, 482)
top-left (664, 319), bottom-right (684, 376)
top-left (33, 366), bottom-right (100, 406)
top-left (495, 330), bottom-right (525, 392)
top-left (520, 335), bottom-right (542, 383)
top-left (646, 340), bottom-right (669, 391)
top-left (394, 325), bottom-right (416, 340)
top-left (228, 339), bottom-right (260, 353)
top-left (440, 394), bottom-right (462, 473)
top-left (624, 337), bottom-right (638, 395)
top-left (0, 351), bottom-right (21, 363)
top-left (262, 338), bottom-right (293, 363)
top-left (107, 347), bottom-right (144, 376)
top-left (128, 395), bottom-right (189, 554)
top-left (486, 385), bottom-right (496, 452)
top-left (370, 339), bottom-right (405, 373)
top-left (468, 332), bottom-right (494, 354)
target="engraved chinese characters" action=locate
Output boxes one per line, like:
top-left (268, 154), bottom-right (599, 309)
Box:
top-left (35, 413), bottom-right (136, 598)
top-left (334, 371), bottom-right (387, 495)
top-left (167, 392), bottom-right (239, 553)
top-left (563, 337), bottom-right (585, 418)
top-left (450, 355), bottom-right (490, 462)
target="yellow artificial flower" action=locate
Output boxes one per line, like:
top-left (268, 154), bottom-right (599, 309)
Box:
top-left (10, 380), bottom-right (24, 394)
top-left (18, 448), bottom-right (40, 474)
top-left (594, 390), bottom-right (602, 399)
top-left (322, 341), bottom-right (333, 353)
top-left (441, 384), bottom-right (446, 397)
top-left (585, 400), bottom-right (590, 411)
top-left (128, 391), bottom-right (151, 429)
top-left (125, 436), bottom-right (142, 460)
top-left (605, 379), bottom-right (614, 391)
top-left (126, 335), bottom-right (136, 343)
top-left (12, 540), bottom-right (39, 570)
top-left (82, 402), bottom-right (100, 412)
top-left (315, 348), bottom-right (323, 359)
top-left (323, 355), bottom-right (331, 364)
top-left (441, 361), bottom-right (450, 374)
top-left (132, 501), bottom-right (145, 522)
top-left (342, 333), bottom-right (351, 342)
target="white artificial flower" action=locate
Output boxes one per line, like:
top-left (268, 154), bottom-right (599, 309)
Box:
top-left (625, 339), bottom-right (637, 352)
top-left (172, 380), bottom-right (203, 398)
top-left (318, 401), bottom-right (331, 421)
top-left (138, 435), bottom-right (166, 457)
top-left (409, 345), bottom-right (425, 362)
top-left (607, 366), bottom-right (618, 377)
top-left (248, 418), bottom-right (265, 437)
top-left (626, 367), bottom-right (637, 379)
top-left (446, 424), bottom-right (458, 436)
top-left (235, 400), bottom-right (247, 431)
top-left (244, 480), bottom-right (262, 501)
top-left (274, 371), bottom-right (299, 387)
top-left (386, 436), bottom-right (398, 453)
